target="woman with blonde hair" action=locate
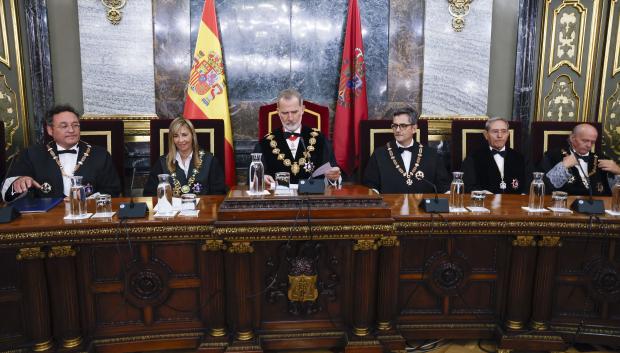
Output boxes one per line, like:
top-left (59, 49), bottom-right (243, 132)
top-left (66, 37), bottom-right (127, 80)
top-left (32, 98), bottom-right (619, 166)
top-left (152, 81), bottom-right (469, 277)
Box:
top-left (143, 117), bottom-right (226, 196)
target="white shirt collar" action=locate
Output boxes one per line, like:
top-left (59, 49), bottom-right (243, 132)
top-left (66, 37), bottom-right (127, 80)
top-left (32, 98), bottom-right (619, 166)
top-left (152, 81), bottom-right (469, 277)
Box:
top-left (284, 126), bottom-right (302, 134)
top-left (56, 143), bottom-right (79, 152)
top-left (489, 145), bottom-right (506, 152)
top-left (395, 140), bottom-right (415, 148)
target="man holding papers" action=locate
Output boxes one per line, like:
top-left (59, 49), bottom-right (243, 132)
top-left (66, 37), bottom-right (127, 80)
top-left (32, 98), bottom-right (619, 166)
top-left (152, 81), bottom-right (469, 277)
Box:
top-left (2, 105), bottom-right (121, 201)
top-left (254, 89), bottom-right (341, 185)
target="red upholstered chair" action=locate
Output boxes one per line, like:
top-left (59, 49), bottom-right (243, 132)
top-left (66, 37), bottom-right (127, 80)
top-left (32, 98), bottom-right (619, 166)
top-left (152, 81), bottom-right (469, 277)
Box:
top-left (149, 119), bottom-right (225, 168)
top-left (530, 121), bottom-right (602, 166)
top-left (257, 101), bottom-right (330, 138)
top-left (450, 119), bottom-right (522, 172)
top-left (358, 119), bottom-right (429, 181)
top-left (45, 119), bottom-right (126, 193)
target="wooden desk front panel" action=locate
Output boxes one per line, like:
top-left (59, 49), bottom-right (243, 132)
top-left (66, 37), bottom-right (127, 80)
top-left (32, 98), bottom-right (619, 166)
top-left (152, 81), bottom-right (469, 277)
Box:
top-left (397, 235), bottom-right (510, 336)
top-left (0, 249), bottom-right (27, 350)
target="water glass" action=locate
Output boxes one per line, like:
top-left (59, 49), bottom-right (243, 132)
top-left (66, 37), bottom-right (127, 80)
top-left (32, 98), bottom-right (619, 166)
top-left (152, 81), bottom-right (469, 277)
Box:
top-left (551, 191), bottom-right (568, 209)
top-left (181, 193), bottom-right (197, 210)
top-left (95, 194), bottom-right (112, 215)
top-left (528, 172), bottom-right (545, 210)
top-left (275, 172), bottom-right (290, 191)
top-left (471, 190), bottom-right (487, 208)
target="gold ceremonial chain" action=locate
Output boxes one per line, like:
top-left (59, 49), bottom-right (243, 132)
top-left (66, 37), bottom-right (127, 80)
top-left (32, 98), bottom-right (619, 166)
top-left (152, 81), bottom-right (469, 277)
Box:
top-left (267, 129), bottom-right (319, 175)
top-left (171, 150), bottom-right (204, 196)
top-left (387, 143), bottom-right (424, 186)
top-left (561, 149), bottom-right (598, 177)
top-left (46, 141), bottom-right (92, 178)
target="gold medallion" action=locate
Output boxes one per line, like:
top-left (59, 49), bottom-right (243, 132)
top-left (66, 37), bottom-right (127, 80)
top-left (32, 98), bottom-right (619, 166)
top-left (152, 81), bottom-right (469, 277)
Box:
top-left (299, 158), bottom-right (306, 165)
top-left (307, 145), bottom-right (315, 152)
top-left (277, 154), bottom-right (285, 160)
top-left (272, 148), bottom-right (280, 154)
top-left (291, 163), bottom-right (300, 175)
top-left (284, 159), bottom-right (291, 167)
top-left (181, 185), bottom-right (191, 194)
top-left (270, 140), bottom-right (277, 148)
top-left (309, 137), bottom-right (317, 145)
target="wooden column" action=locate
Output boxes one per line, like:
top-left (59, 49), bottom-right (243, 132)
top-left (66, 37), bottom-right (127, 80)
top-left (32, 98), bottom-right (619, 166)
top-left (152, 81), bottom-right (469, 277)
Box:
top-left (376, 236), bottom-right (400, 331)
top-left (352, 239), bottom-right (378, 337)
top-left (505, 236), bottom-right (538, 330)
top-left (530, 236), bottom-right (561, 330)
top-left (201, 240), bottom-right (227, 337)
top-left (226, 242), bottom-right (254, 341)
top-left (46, 246), bottom-right (82, 350)
top-left (17, 247), bottom-right (53, 352)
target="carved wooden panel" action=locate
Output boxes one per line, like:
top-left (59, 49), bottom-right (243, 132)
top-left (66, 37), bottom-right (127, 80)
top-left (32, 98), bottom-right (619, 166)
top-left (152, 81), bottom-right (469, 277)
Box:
top-left (552, 238), bottom-right (620, 327)
top-left (0, 249), bottom-right (26, 349)
top-left (598, 0), bottom-right (620, 159)
top-left (397, 236), bottom-right (509, 323)
top-left (535, 0), bottom-right (603, 122)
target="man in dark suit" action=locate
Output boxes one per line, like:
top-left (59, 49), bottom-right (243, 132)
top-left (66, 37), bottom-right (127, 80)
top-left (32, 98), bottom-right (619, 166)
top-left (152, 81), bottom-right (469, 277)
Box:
top-left (461, 117), bottom-right (528, 194)
top-left (363, 107), bottom-right (450, 193)
top-left (539, 123), bottom-right (620, 195)
top-left (2, 105), bottom-right (121, 201)
top-left (254, 88), bottom-right (341, 185)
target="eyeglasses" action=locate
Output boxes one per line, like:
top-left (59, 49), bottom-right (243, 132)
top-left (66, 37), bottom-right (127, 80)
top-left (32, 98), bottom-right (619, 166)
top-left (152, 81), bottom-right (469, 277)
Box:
top-left (53, 123), bottom-right (80, 130)
top-left (391, 123), bottom-right (413, 130)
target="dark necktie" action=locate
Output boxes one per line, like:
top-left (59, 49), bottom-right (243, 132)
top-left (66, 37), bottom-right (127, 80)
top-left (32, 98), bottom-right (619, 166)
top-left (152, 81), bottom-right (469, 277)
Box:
top-left (57, 149), bottom-right (77, 155)
top-left (491, 149), bottom-right (506, 158)
top-left (283, 132), bottom-right (300, 141)
top-left (397, 146), bottom-right (415, 154)
top-left (576, 154), bottom-right (589, 162)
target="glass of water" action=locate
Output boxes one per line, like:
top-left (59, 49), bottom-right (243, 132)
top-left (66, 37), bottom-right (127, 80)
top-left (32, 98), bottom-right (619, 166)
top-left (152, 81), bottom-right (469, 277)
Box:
top-left (471, 190), bottom-right (487, 208)
top-left (181, 193), bottom-right (197, 210)
top-left (95, 194), bottom-right (112, 215)
top-left (275, 172), bottom-right (291, 193)
top-left (551, 191), bottom-right (568, 209)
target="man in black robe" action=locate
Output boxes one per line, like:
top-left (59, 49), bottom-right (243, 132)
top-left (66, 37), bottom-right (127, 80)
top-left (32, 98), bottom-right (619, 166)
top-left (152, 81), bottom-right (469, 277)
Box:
top-left (461, 117), bottom-right (528, 194)
top-left (2, 105), bottom-right (121, 201)
top-left (254, 89), bottom-right (341, 185)
top-left (363, 107), bottom-right (450, 193)
top-left (539, 123), bottom-right (620, 195)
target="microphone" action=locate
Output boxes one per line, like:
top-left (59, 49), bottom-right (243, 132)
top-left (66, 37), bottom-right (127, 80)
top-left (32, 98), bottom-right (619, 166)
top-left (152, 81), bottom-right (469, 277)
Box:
top-left (297, 134), bottom-right (324, 194)
top-left (569, 149), bottom-right (604, 214)
top-left (0, 154), bottom-right (21, 223)
top-left (418, 177), bottom-right (449, 213)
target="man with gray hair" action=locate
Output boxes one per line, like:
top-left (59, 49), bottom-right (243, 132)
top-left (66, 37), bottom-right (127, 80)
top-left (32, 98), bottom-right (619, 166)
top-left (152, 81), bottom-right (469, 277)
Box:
top-left (363, 107), bottom-right (450, 193)
top-left (2, 104), bottom-right (121, 201)
top-left (461, 117), bottom-right (528, 193)
top-left (539, 123), bottom-right (620, 195)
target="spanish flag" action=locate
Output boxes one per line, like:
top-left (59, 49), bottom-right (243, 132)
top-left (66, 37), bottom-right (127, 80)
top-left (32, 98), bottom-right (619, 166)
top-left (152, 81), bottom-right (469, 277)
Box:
top-left (183, 0), bottom-right (235, 186)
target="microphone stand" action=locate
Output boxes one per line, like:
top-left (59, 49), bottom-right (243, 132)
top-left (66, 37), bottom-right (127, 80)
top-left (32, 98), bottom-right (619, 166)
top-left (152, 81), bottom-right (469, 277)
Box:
top-left (418, 178), bottom-right (449, 213)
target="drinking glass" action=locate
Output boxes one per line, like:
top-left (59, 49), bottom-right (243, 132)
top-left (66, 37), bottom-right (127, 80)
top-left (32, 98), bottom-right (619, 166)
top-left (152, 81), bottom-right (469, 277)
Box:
top-left (181, 193), bottom-right (197, 210)
top-left (275, 172), bottom-right (290, 191)
top-left (95, 194), bottom-right (112, 215)
top-left (471, 190), bottom-right (486, 208)
top-left (551, 191), bottom-right (568, 209)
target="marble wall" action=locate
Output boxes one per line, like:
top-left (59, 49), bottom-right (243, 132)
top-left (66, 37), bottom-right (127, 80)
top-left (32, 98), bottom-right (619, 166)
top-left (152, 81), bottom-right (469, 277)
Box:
top-left (77, 0), bottom-right (156, 115)
top-left (422, 0), bottom-right (493, 116)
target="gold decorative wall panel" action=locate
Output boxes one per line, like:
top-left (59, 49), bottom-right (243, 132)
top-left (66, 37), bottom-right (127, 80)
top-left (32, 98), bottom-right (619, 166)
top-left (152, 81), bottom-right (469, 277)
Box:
top-left (599, 0), bottom-right (620, 158)
top-left (0, 0), bottom-right (28, 160)
top-left (535, 0), bottom-right (602, 122)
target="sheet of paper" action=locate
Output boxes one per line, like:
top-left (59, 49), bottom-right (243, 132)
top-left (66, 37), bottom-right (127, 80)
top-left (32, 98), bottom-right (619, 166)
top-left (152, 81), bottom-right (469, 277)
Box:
top-left (521, 206), bottom-right (550, 213)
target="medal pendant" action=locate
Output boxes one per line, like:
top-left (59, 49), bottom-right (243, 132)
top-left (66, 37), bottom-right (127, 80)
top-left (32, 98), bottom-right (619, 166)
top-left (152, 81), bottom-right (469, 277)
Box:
top-left (291, 163), bottom-right (300, 175)
top-left (499, 181), bottom-right (507, 190)
top-left (41, 182), bottom-right (52, 194)
top-left (406, 178), bottom-right (413, 186)
top-left (181, 185), bottom-right (191, 194)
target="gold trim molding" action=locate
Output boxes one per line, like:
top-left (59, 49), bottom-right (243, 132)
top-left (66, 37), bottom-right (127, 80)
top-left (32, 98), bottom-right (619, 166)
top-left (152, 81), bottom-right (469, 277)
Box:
top-left (32, 339), bottom-right (53, 352)
top-left (209, 328), bottom-right (226, 337)
top-left (236, 330), bottom-right (254, 341)
top-left (202, 239), bottom-right (226, 252)
top-left (538, 236), bottom-right (562, 247)
top-left (531, 320), bottom-right (548, 331)
top-left (512, 236), bottom-right (536, 247)
top-left (62, 336), bottom-right (82, 349)
top-left (506, 319), bottom-right (524, 330)
top-left (378, 236), bottom-right (399, 247)
top-left (353, 239), bottom-right (378, 251)
top-left (0, 0), bottom-right (10, 68)
top-left (227, 242), bottom-right (254, 254)
top-left (353, 326), bottom-right (370, 336)
top-left (48, 245), bottom-right (77, 258)
top-left (16, 247), bottom-right (45, 261)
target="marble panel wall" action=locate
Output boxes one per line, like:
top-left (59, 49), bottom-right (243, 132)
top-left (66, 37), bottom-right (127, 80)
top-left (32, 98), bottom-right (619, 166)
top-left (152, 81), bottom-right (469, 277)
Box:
top-left (77, 0), bottom-right (156, 115)
top-left (422, 0), bottom-right (493, 116)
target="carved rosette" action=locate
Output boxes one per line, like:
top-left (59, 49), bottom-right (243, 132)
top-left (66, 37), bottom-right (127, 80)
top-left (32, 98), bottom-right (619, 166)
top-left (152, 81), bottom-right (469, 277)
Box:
top-left (424, 252), bottom-right (471, 296)
top-left (353, 239), bottom-right (378, 251)
top-left (584, 258), bottom-right (620, 303)
top-left (16, 247), bottom-right (45, 261)
top-left (123, 261), bottom-right (171, 308)
top-left (227, 242), bottom-right (254, 254)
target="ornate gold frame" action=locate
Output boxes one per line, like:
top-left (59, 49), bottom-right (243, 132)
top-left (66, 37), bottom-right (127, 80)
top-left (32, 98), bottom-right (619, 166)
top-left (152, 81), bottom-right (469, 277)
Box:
top-left (267, 108), bottom-right (322, 133)
top-left (600, 0), bottom-right (619, 121)
top-left (82, 114), bottom-right (156, 143)
top-left (548, 0), bottom-right (587, 76)
top-left (0, 0), bottom-right (9, 67)
top-left (542, 74), bottom-right (581, 121)
top-left (369, 128), bottom-right (421, 156)
top-left (81, 131), bottom-right (112, 153)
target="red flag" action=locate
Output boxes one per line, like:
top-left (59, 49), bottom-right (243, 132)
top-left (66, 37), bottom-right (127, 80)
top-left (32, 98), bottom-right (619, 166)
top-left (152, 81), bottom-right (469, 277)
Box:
top-left (333, 0), bottom-right (368, 176)
top-left (183, 0), bottom-right (236, 186)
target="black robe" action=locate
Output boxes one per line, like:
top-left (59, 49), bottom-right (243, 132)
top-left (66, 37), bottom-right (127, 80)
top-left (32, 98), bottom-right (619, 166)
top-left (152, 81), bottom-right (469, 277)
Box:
top-left (461, 146), bottom-right (528, 194)
top-left (539, 145), bottom-right (610, 196)
top-left (143, 151), bottom-right (227, 196)
top-left (4, 141), bottom-right (121, 201)
top-left (253, 127), bottom-right (338, 184)
top-left (363, 140), bottom-right (450, 193)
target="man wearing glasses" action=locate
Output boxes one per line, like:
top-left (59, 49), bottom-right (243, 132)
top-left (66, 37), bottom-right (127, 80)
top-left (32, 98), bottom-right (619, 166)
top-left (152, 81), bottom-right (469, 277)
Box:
top-left (461, 117), bottom-right (528, 194)
top-left (363, 107), bottom-right (450, 193)
top-left (2, 105), bottom-right (121, 201)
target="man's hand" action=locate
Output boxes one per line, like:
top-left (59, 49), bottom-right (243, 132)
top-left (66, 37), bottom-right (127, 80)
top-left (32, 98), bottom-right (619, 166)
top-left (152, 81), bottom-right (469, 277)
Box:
top-left (325, 167), bottom-right (341, 182)
top-left (12, 176), bottom-right (41, 194)
top-left (264, 175), bottom-right (275, 188)
top-left (562, 154), bottom-right (578, 169)
top-left (599, 159), bottom-right (620, 175)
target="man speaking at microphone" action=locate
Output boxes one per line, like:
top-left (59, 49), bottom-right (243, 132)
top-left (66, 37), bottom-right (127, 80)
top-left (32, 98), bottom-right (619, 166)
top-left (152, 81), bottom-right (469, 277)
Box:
top-left (254, 88), bottom-right (341, 186)
top-left (363, 107), bottom-right (450, 193)
top-left (539, 123), bottom-right (620, 195)
top-left (2, 105), bottom-right (121, 201)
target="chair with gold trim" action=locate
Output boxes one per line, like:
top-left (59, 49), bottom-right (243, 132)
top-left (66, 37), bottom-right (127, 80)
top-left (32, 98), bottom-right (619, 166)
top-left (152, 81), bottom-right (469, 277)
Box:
top-left (257, 101), bottom-right (330, 138)
top-left (530, 121), bottom-right (602, 166)
top-left (450, 119), bottom-right (522, 172)
top-left (149, 119), bottom-right (225, 169)
top-left (358, 119), bottom-right (429, 181)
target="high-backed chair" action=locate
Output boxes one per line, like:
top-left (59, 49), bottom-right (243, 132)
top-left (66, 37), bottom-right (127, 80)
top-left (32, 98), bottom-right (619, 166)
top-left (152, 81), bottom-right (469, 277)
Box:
top-left (149, 119), bottom-right (225, 168)
top-left (45, 119), bottom-right (125, 193)
top-left (358, 119), bottom-right (429, 180)
top-left (450, 119), bottom-right (522, 172)
top-left (530, 121), bottom-right (602, 166)
top-left (0, 123), bottom-right (5, 178)
top-left (258, 100), bottom-right (330, 138)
